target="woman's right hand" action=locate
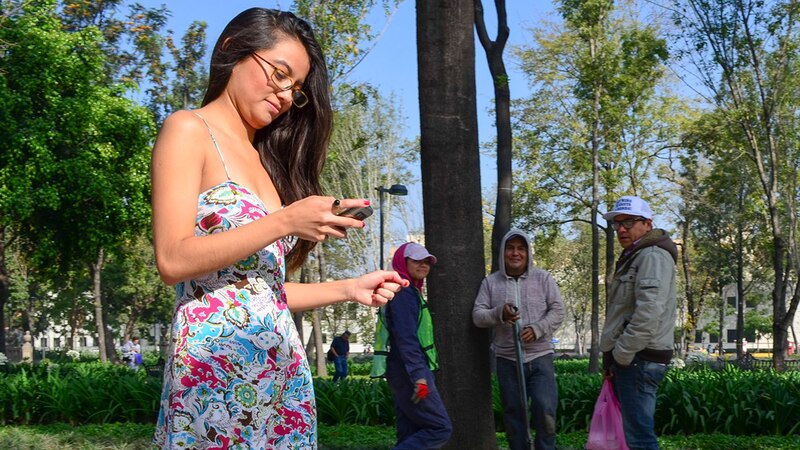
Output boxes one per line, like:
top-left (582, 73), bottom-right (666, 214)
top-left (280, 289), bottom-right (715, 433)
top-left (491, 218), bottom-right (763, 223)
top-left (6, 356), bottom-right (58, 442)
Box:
top-left (280, 196), bottom-right (368, 241)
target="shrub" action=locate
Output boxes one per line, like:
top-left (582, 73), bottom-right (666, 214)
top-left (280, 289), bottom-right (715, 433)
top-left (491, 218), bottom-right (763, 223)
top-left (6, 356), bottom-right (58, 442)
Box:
top-left (314, 378), bottom-right (394, 426)
top-left (1, 357), bottom-right (799, 438)
top-left (0, 362), bottom-right (161, 425)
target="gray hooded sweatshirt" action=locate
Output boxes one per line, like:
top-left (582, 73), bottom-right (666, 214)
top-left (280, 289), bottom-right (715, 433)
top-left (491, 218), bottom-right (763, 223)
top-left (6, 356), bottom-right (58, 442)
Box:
top-left (472, 229), bottom-right (566, 362)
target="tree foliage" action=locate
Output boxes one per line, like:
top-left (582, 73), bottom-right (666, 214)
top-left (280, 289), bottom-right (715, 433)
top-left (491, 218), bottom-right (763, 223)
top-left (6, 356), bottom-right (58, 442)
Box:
top-left (671, 0), bottom-right (800, 369)
top-left (512, 0), bottom-right (679, 371)
top-left (0, 0), bottom-right (155, 356)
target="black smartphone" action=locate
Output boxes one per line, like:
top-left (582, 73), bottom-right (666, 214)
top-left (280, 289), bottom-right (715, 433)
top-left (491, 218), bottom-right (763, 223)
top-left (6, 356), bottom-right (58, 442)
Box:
top-left (336, 205), bottom-right (374, 220)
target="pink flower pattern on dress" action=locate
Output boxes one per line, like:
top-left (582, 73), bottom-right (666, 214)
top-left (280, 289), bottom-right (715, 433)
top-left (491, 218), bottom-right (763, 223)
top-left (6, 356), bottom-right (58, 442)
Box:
top-left (154, 181), bottom-right (316, 449)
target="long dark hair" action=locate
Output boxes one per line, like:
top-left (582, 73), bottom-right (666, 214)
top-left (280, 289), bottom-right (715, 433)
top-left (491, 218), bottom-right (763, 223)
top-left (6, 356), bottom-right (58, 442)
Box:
top-left (203, 8), bottom-right (332, 272)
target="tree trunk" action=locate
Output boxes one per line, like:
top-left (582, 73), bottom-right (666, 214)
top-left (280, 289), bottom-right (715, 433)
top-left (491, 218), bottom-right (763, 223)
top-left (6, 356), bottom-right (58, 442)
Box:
top-left (69, 299), bottom-right (80, 350)
top-left (602, 216), bottom-right (615, 361)
top-left (294, 265), bottom-right (307, 344)
top-left (315, 246), bottom-right (329, 376)
top-left (313, 309), bottom-right (327, 377)
top-left (475, 0), bottom-right (512, 272)
top-left (0, 226), bottom-right (8, 354)
top-left (92, 248), bottom-right (107, 362)
top-left (719, 284), bottom-right (725, 356)
top-left (588, 42), bottom-right (601, 373)
top-left (103, 307), bottom-right (118, 362)
top-left (417, 1), bottom-right (496, 447)
top-left (680, 220), bottom-right (695, 356)
top-left (736, 204), bottom-right (745, 359)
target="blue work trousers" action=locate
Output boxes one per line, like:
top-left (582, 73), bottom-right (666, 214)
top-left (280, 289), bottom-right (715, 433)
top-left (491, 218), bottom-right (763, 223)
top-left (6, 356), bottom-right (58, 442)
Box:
top-left (496, 354), bottom-right (558, 450)
top-left (610, 357), bottom-right (667, 450)
top-left (386, 369), bottom-right (452, 449)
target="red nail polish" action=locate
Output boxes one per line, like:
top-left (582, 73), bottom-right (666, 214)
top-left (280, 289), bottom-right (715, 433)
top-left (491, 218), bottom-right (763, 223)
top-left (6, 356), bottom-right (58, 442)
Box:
top-left (364, 200), bottom-right (371, 206)
top-left (361, 221), bottom-right (366, 228)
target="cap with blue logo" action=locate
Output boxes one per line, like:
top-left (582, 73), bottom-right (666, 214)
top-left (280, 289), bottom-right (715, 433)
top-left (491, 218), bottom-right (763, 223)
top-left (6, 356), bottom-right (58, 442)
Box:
top-left (602, 196), bottom-right (653, 221)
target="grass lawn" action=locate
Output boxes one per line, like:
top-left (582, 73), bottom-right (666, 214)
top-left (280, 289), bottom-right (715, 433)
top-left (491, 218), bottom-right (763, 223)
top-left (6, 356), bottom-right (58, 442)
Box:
top-left (1, 423), bottom-right (799, 449)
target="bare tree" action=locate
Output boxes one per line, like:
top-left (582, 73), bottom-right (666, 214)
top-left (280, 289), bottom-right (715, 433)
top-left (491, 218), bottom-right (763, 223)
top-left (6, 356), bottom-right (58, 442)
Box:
top-left (475, 0), bottom-right (512, 271)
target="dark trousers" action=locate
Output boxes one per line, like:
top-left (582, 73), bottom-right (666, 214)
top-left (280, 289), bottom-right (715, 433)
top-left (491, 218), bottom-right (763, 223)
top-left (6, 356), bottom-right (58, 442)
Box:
top-left (611, 357), bottom-right (667, 450)
top-left (386, 369), bottom-right (452, 449)
top-left (496, 354), bottom-right (558, 450)
top-left (333, 355), bottom-right (348, 382)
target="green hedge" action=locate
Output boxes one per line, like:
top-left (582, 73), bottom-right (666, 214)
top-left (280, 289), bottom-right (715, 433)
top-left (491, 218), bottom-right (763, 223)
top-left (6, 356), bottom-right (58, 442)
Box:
top-left (3, 358), bottom-right (800, 437)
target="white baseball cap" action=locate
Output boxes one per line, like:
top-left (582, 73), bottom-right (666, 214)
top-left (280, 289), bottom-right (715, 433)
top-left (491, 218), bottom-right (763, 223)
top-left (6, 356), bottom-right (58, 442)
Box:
top-left (602, 196), bottom-right (653, 221)
top-left (404, 242), bottom-right (437, 264)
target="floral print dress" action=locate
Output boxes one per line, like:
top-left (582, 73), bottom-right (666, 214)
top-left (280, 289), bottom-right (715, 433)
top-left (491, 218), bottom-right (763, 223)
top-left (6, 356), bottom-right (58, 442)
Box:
top-left (154, 115), bottom-right (315, 449)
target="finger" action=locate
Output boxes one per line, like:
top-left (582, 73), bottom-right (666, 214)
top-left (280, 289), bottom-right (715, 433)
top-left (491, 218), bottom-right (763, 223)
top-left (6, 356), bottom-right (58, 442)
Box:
top-left (379, 282), bottom-right (403, 294)
top-left (330, 226), bottom-right (348, 237)
top-left (373, 287), bottom-right (395, 300)
top-left (369, 293), bottom-right (389, 306)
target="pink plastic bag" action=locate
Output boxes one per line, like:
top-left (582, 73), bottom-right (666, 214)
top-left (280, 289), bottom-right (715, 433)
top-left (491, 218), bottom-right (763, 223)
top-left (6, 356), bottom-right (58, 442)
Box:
top-left (585, 379), bottom-right (629, 450)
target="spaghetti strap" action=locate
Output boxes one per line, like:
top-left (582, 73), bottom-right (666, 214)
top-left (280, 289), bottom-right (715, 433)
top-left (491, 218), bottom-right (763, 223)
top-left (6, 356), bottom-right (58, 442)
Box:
top-left (193, 111), bottom-right (232, 180)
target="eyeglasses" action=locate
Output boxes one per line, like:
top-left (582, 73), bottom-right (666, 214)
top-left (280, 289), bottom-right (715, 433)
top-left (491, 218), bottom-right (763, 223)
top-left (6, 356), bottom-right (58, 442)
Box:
top-left (611, 217), bottom-right (647, 231)
top-left (251, 53), bottom-right (309, 108)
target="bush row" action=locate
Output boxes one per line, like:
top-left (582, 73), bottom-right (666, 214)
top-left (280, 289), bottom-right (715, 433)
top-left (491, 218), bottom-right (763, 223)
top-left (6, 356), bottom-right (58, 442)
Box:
top-left (2, 359), bottom-right (800, 436)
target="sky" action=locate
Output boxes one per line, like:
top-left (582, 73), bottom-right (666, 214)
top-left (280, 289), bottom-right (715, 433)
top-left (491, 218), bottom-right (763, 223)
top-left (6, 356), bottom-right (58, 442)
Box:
top-left (136, 0), bottom-right (556, 239)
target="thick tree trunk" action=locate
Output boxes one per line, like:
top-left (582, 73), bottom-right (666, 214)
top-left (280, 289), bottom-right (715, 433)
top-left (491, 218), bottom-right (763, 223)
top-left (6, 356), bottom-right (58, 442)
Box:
top-left (417, 1), bottom-right (496, 447)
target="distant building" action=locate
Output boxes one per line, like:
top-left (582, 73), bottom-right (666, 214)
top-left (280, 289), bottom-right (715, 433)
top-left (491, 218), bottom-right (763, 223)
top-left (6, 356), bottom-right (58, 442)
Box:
top-left (693, 283), bottom-right (799, 354)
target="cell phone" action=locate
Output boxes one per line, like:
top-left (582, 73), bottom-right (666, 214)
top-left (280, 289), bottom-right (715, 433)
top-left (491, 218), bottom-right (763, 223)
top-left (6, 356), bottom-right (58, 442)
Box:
top-left (336, 205), bottom-right (374, 220)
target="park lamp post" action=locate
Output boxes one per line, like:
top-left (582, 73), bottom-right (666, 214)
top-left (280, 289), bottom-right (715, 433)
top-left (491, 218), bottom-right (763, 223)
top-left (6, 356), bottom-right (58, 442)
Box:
top-left (375, 184), bottom-right (408, 270)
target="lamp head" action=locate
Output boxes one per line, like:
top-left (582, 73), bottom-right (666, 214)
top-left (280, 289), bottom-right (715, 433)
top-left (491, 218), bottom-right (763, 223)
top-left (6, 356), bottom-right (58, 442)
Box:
top-left (387, 184), bottom-right (408, 196)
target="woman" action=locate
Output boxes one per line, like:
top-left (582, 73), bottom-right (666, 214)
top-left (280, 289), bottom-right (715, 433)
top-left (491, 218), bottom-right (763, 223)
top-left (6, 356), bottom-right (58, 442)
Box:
top-left (151, 8), bottom-right (407, 448)
top-left (384, 242), bottom-right (452, 449)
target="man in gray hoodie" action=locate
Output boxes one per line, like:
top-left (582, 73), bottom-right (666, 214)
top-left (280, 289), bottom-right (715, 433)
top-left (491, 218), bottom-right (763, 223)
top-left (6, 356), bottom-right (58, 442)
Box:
top-left (601, 195), bottom-right (677, 450)
top-left (473, 230), bottom-right (565, 450)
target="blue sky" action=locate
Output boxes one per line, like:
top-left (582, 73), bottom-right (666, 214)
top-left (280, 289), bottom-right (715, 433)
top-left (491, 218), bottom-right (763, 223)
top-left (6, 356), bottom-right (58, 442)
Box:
top-left (137, 1), bottom-right (555, 235)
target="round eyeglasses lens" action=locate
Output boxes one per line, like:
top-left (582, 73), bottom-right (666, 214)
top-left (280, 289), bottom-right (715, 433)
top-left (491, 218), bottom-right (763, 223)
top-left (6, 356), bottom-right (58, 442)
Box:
top-left (293, 90), bottom-right (309, 108)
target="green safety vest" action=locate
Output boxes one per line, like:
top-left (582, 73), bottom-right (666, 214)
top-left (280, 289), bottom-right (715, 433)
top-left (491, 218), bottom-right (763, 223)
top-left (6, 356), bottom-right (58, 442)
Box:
top-left (370, 290), bottom-right (439, 378)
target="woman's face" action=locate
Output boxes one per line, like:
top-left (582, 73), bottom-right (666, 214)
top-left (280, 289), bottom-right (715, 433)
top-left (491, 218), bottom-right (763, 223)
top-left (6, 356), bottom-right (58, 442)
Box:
top-left (228, 36), bottom-right (310, 130)
top-left (406, 258), bottom-right (432, 282)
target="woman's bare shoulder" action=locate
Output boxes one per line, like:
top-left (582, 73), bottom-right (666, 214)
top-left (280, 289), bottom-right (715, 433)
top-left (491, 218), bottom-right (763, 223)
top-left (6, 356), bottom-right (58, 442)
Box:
top-left (153, 110), bottom-right (209, 157)
top-left (159, 110), bottom-right (207, 137)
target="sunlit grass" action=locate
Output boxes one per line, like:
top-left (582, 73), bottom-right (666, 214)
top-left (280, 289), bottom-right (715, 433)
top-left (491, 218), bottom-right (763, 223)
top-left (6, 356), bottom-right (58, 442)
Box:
top-left (1, 424), bottom-right (799, 450)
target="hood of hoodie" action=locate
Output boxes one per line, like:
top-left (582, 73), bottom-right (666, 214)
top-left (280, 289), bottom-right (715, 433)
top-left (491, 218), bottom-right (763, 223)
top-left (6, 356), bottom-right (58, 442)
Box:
top-left (617, 228), bottom-right (678, 270)
top-left (499, 229), bottom-right (534, 277)
top-left (392, 242), bottom-right (425, 291)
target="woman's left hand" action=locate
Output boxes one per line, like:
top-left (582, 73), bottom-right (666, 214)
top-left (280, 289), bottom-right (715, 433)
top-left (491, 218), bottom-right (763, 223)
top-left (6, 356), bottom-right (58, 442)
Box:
top-left (351, 271), bottom-right (409, 307)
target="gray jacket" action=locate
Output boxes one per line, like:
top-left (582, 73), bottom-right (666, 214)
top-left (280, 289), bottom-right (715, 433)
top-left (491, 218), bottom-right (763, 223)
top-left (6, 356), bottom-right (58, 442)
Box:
top-left (472, 229), bottom-right (565, 362)
top-left (600, 229), bottom-right (677, 366)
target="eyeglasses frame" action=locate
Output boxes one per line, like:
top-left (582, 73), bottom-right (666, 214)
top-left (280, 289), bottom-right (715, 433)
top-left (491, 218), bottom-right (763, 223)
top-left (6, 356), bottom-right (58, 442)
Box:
top-left (250, 53), bottom-right (309, 108)
top-left (611, 217), bottom-right (648, 231)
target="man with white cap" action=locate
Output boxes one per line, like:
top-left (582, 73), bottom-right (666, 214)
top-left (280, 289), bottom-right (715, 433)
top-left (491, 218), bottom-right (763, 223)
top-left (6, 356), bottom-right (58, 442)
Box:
top-left (601, 196), bottom-right (677, 450)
